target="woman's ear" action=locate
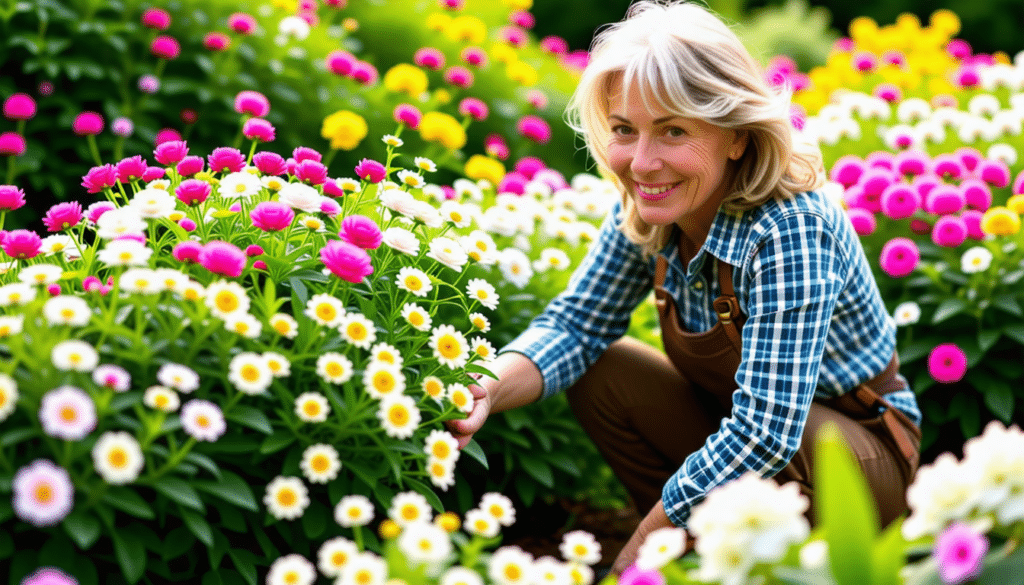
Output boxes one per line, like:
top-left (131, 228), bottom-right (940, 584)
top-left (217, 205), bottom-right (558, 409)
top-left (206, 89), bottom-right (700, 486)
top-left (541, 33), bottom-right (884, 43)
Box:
top-left (728, 130), bottom-right (749, 160)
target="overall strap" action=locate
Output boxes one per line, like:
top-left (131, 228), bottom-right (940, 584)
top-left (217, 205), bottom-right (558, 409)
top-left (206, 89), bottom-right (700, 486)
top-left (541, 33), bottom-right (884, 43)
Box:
top-left (712, 259), bottom-right (743, 352)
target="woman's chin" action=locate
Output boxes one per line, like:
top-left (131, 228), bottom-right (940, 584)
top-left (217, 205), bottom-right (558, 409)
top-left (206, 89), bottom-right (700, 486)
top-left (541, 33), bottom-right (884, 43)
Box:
top-left (637, 207), bottom-right (678, 227)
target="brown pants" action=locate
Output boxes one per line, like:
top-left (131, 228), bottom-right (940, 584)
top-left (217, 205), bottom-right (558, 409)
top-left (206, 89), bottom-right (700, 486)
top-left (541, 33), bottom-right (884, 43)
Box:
top-left (566, 337), bottom-right (919, 527)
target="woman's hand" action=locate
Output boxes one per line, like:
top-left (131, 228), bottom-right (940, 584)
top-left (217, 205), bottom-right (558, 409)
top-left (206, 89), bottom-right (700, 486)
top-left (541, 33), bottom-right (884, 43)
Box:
top-left (611, 500), bottom-right (685, 575)
top-left (445, 382), bottom-right (492, 449)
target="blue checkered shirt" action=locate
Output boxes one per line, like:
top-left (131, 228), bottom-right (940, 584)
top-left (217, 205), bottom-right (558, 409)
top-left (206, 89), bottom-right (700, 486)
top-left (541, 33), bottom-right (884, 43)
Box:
top-left (500, 189), bottom-right (921, 527)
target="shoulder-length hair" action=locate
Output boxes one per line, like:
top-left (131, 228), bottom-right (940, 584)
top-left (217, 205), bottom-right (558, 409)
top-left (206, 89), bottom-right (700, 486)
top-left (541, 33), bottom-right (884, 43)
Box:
top-left (566, 0), bottom-right (825, 256)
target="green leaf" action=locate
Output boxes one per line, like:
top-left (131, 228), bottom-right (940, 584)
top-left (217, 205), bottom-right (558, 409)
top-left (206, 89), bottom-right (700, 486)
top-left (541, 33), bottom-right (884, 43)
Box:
top-left (1004, 323), bottom-right (1024, 346)
top-left (403, 477), bottom-right (444, 512)
top-left (978, 329), bottom-right (1001, 352)
top-left (897, 339), bottom-right (935, 365)
top-left (288, 277), bottom-right (309, 307)
top-left (102, 487), bottom-right (155, 519)
top-left (184, 451), bottom-right (222, 479)
top-left (271, 82), bottom-right (303, 103)
top-left (226, 405), bottom-right (273, 435)
top-left (301, 500), bottom-right (328, 540)
top-left (1, 427), bottom-right (37, 448)
top-left (465, 362), bottom-right (498, 379)
top-left (870, 519), bottom-right (907, 585)
top-left (151, 476), bottom-right (205, 512)
top-left (112, 530), bottom-right (147, 583)
top-left (503, 408), bottom-right (529, 431)
top-left (932, 298), bottom-right (968, 324)
top-left (181, 508), bottom-right (214, 546)
top-left (992, 293), bottom-right (1023, 317)
top-left (63, 509), bottom-right (102, 550)
top-left (227, 548), bottom-right (258, 585)
top-left (815, 422), bottom-right (877, 585)
top-left (195, 470), bottom-right (258, 511)
top-left (983, 383), bottom-right (1015, 423)
top-left (259, 432), bottom-right (295, 455)
top-left (545, 452), bottom-right (581, 476)
top-left (461, 439), bottom-right (489, 470)
top-left (217, 501), bottom-right (248, 533)
top-left (161, 527), bottom-right (196, 561)
top-left (0, 531), bottom-right (12, 559)
top-left (518, 455), bottom-right (555, 488)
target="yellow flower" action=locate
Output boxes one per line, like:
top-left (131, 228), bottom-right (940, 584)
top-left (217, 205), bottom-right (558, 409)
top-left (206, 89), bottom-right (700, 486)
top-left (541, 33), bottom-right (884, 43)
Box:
top-left (927, 77), bottom-right (955, 96)
top-left (321, 111), bottom-right (368, 151)
top-left (379, 519), bottom-right (401, 540)
top-left (1006, 194), bottom-right (1024, 215)
top-left (444, 15), bottom-right (487, 44)
top-left (272, 0), bottom-right (297, 9)
top-left (980, 207), bottom-right (1021, 236)
top-left (506, 61), bottom-right (538, 86)
top-left (434, 511), bottom-right (460, 533)
top-left (434, 88), bottom-right (452, 105)
top-left (895, 12), bottom-right (921, 35)
top-left (848, 16), bottom-right (878, 43)
top-left (503, 0), bottom-right (532, 8)
top-left (425, 12), bottom-right (451, 32)
top-left (383, 64), bottom-right (429, 97)
top-left (490, 42), bottom-right (518, 65)
top-left (419, 111), bottom-right (466, 150)
top-left (464, 155), bottom-right (505, 185)
top-left (929, 9), bottom-right (961, 37)
top-left (342, 17), bottom-right (359, 32)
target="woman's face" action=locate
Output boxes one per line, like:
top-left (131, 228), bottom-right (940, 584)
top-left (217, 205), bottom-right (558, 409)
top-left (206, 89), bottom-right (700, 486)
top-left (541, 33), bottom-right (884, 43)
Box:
top-left (606, 82), bottom-right (747, 233)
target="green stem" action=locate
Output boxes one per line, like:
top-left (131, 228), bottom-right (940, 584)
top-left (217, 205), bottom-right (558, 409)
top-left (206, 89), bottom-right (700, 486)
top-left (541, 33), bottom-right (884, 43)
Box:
top-left (86, 134), bottom-right (103, 167)
top-left (4, 155), bottom-right (16, 185)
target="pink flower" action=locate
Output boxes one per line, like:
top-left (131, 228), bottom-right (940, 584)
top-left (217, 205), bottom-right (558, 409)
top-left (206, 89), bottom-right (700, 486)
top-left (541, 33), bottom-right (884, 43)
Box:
top-left (199, 241), bottom-right (246, 277)
top-left (175, 179), bottom-right (212, 206)
top-left (323, 179), bottom-right (344, 198)
top-left (619, 565), bottom-right (665, 585)
top-left (137, 75), bottom-right (160, 95)
top-left (440, 0), bottom-right (463, 9)
top-left (514, 157), bottom-right (545, 179)
top-left (873, 82), bottom-right (902, 103)
top-left (789, 103), bottom-right (806, 130)
top-left (155, 128), bottom-right (181, 145)
top-left (517, 115), bottom-right (551, 144)
top-left (321, 239), bottom-right (373, 283)
top-left (355, 159), bottom-right (386, 183)
top-left (203, 32), bottom-right (231, 51)
top-left (3, 93), bottom-right (36, 120)
top-left (852, 51), bottom-right (877, 72)
top-left (42, 202), bottom-right (83, 232)
top-left (21, 566), bottom-right (78, 585)
top-left (955, 66), bottom-right (980, 88)
top-left (894, 149), bottom-right (929, 176)
top-left (932, 215), bottom-right (967, 247)
top-left (445, 66), bottom-right (474, 88)
top-left (962, 209), bottom-right (985, 240)
top-left (250, 201), bottom-right (294, 231)
top-left (326, 50), bottom-right (357, 75)
top-left (414, 47), bottom-right (445, 70)
top-left (935, 523), bottom-right (988, 584)
top-left (320, 198), bottom-right (341, 217)
top-left (882, 50), bottom-right (906, 68)
top-left (82, 276), bottom-right (102, 293)
top-left (928, 343), bottom-right (968, 384)
top-left (72, 111), bottom-right (104, 136)
top-left (245, 244), bottom-right (264, 257)
top-left (116, 155), bottom-right (148, 183)
top-left (977, 159), bottom-right (1010, 188)
top-left (913, 174), bottom-right (941, 202)
top-left (501, 26), bottom-right (527, 47)
top-left (484, 133), bottom-right (510, 160)
top-left (154, 140), bottom-right (188, 166)
top-left (946, 39), bottom-right (972, 60)
top-left (38, 81), bottom-right (54, 96)
top-left (834, 37), bottom-right (855, 52)
top-left (458, 97), bottom-right (488, 121)
top-left (878, 237), bottom-right (919, 278)
top-left (879, 183), bottom-right (920, 220)
top-left (151, 35), bottom-right (180, 59)
top-left (227, 12), bottom-right (257, 34)
top-left (173, 240), bottom-right (203, 263)
top-left (242, 118), bottom-right (275, 142)
top-left (534, 168), bottom-right (567, 191)
top-left (176, 155), bottom-right (204, 177)
top-left (351, 61), bottom-right (378, 85)
top-left (960, 179), bottom-right (991, 211)
top-left (252, 152), bottom-right (286, 176)
top-left (85, 201), bottom-right (115, 224)
top-left (208, 147), bottom-right (246, 173)
top-left (0, 185), bottom-right (26, 210)
top-left (292, 146), bottom-right (322, 163)
top-left (81, 165), bottom-right (116, 193)
top-left (498, 172), bottom-right (528, 195)
top-left (179, 217), bottom-right (196, 232)
top-left (830, 155), bottom-right (865, 187)
top-left (253, 260), bottom-right (268, 271)
top-left (955, 147), bottom-right (983, 172)
top-left (2, 229), bottom-right (42, 259)
top-left (540, 36), bottom-right (569, 54)
top-left (847, 207), bottom-right (876, 235)
top-left (141, 7), bottom-right (171, 29)
top-left (47, 283), bottom-right (61, 296)
top-left (13, 460), bottom-right (74, 527)
top-left (234, 90), bottom-right (270, 117)
top-left (510, 10), bottom-right (535, 28)
top-left (461, 46), bottom-right (487, 67)
top-left (143, 166), bottom-right (165, 183)
top-left (925, 185), bottom-right (965, 215)
top-left (339, 215), bottom-right (383, 249)
top-left (295, 159), bottom-right (327, 185)
top-left (0, 132), bottom-right (26, 156)
top-left (858, 167), bottom-right (895, 202)
top-left (393, 104), bottom-right (422, 129)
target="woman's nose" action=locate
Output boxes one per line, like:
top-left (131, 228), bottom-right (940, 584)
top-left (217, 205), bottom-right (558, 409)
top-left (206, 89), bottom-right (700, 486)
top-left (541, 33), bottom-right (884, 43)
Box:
top-left (630, 136), bottom-right (662, 175)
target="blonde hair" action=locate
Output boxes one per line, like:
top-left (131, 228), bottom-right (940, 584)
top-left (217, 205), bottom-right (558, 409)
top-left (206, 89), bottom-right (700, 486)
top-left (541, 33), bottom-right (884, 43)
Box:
top-left (566, 0), bottom-right (824, 256)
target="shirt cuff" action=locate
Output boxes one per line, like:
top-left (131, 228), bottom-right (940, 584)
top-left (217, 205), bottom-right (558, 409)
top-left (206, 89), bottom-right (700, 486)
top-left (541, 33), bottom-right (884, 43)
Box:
top-left (498, 326), bottom-right (589, 400)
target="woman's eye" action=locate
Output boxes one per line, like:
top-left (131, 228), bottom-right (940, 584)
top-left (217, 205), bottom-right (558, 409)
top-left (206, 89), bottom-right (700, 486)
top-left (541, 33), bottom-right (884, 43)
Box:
top-left (666, 127), bottom-right (686, 137)
top-left (611, 125), bottom-right (633, 136)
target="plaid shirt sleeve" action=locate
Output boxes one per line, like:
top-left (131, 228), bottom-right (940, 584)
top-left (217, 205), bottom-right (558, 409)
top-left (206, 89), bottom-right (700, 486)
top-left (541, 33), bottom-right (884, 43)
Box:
top-left (662, 211), bottom-right (849, 527)
top-left (499, 203), bottom-right (652, 397)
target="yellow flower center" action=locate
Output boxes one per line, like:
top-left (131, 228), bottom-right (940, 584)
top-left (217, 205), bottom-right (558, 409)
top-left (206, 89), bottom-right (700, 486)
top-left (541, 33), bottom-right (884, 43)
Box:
top-left (332, 551), bottom-right (348, 566)
top-left (154, 394), bottom-right (169, 408)
top-left (119, 252), bottom-right (133, 262)
top-left (401, 504), bottom-right (419, 521)
top-left (388, 404), bottom-right (410, 426)
top-left (355, 570), bottom-right (372, 585)
top-left (303, 401), bottom-right (322, 417)
top-left (196, 415), bottom-right (210, 428)
top-left (409, 313), bottom-right (424, 327)
top-left (438, 334), bottom-right (461, 359)
top-left (283, 571), bottom-right (299, 585)
top-left (347, 323), bottom-right (367, 340)
top-left (240, 364), bottom-right (260, 382)
top-left (574, 544), bottom-right (588, 556)
top-left (34, 483), bottom-right (53, 504)
top-left (277, 488), bottom-right (297, 507)
top-left (505, 565), bottom-right (522, 581)
top-left (424, 380), bottom-right (443, 397)
top-left (235, 183), bottom-right (247, 193)
top-left (60, 308), bottom-right (74, 319)
top-left (373, 371), bottom-right (396, 393)
top-left (430, 462), bottom-right (445, 477)
top-left (60, 406), bottom-right (78, 422)
top-left (453, 392), bottom-right (467, 408)
top-left (325, 362), bottom-right (344, 378)
top-left (432, 442), bottom-right (450, 459)
top-left (215, 291), bottom-right (239, 313)
top-left (310, 454), bottom-right (331, 473)
top-left (69, 353), bottom-right (82, 365)
top-left (404, 276), bottom-right (422, 291)
top-left (489, 504), bottom-right (503, 518)
top-left (316, 304), bottom-right (337, 321)
top-left (108, 447), bottom-right (129, 468)
top-left (273, 320), bottom-right (291, 335)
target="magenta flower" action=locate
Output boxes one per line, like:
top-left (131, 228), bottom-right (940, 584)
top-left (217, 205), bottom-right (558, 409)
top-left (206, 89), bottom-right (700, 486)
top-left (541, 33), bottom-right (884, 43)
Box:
top-left (960, 179), bottom-right (991, 211)
top-left (3, 93), bottom-right (36, 120)
top-left (339, 215), bottom-right (383, 249)
top-left (320, 198), bottom-right (341, 217)
top-left (245, 244), bottom-right (264, 257)
top-left (85, 201), bottom-right (115, 224)
top-left (458, 97), bottom-right (488, 121)
top-left (141, 7), bottom-right (171, 29)
top-left (865, 151), bottom-right (895, 171)
top-left (355, 159), bottom-right (387, 183)
top-left (295, 160), bottom-right (327, 186)
top-left (461, 46), bottom-right (487, 67)
top-left (321, 239), bottom-right (373, 283)
top-left (932, 215), bottom-right (967, 247)
top-left (498, 172), bottom-right (528, 195)
top-left (42, 202), bottom-right (83, 232)
top-left (173, 241), bottom-right (203, 263)
top-left (324, 0), bottom-right (347, 7)
top-left (2, 229), bottom-right (42, 259)
top-left (393, 104), bottom-right (422, 129)
top-left (514, 157), bottom-right (545, 179)
top-left (72, 111), bottom-right (104, 136)
top-left (199, 241), bottom-right (246, 277)
top-left (484, 133), bottom-right (510, 160)
top-left (250, 201), bottom-right (294, 231)
top-left (116, 156), bottom-right (148, 183)
top-left (501, 25), bottom-right (527, 47)
top-left (414, 47), bottom-right (445, 70)
top-left (928, 343), bottom-right (968, 384)
top-left (444, 66), bottom-right (474, 88)
top-left (834, 37), bottom-right (855, 52)
top-left (154, 140), bottom-right (188, 166)
top-left (351, 61), bottom-right (378, 85)
top-left (111, 117), bottom-right (134, 137)
top-left (789, 103), bottom-right (807, 130)
top-left (179, 217), bottom-right (196, 232)
top-left (517, 115), bottom-right (552, 144)
top-left (858, 167), bottom-right (895, 200)
top-left (155, 128), bottom-right (181, 145)
top-left (955, 147), bottom-right (983, 172)
top-left (977, 159), bottom-right (1010, 188)
top-left (852, 51), bottom-right (877, 72)
top-left (242, 118), bottom-right (275, 142)
top-left (440, 0), bottom-right (463, 8)
top-left (326, 50), bottom-right (357, 76)
top-left (913, 175), bottom-right (941, 202)
top-left (227, 12), bottom-right (257, 34)
top-left (879, 183), bottom-right (920, 220)
top-left (847, 207), bottom-right (877, 236)
top-left (292, 146), bottom-right (322, 163)
top-left (253, 152), bottom-right (287, 176)
top-left (540, 35), bottom-right (569, 54)
top-left (882, 50), bottom-right (906, 68)
top-left (176, 155), bottom-right (204, 177)
top-left (962, 210), bottom-right (985, 240)
top-left (879, 237), bottom-right (920, 278)
top-left (0, 132), bottom-right (26, 156)
top-left (510, 9), bottom-right (535, 28)
top-left (932, 154), bottom-right (965, 180)
top-left (208, 147), bottom-right (246, 174)
top-left (137, 74), bottom-right (160, 94)
top-left (925, 185), bottom-right (965, 215)
top-left (619, 565), bottom-right (666, 585)
top-left (203, 32), bottom-right (231, 51)
top-left (21, 566), bottom-right (78, 585)
top-left (175, 179), bottom-right (212, 206)
top-left (323, 179), bottom-right (344, 199)
top-left (234, 90), bottom-right (270, 117)
top-left (0, 185), bottom-right (26, 210)
top-left (873, 82), bottom-right (902, 103)
top-left (830, 155), bottom-right (865, 187)
top-left (534, 168), bottom-right (568, 191)
top-left (956, 66), bottom-right (980, 88)
top-left (894, 149), bottom-right (929, 176)
top-left (150, 35), bottom-right (180, 60)
top-left (47, 283), bottom-right (61, 296)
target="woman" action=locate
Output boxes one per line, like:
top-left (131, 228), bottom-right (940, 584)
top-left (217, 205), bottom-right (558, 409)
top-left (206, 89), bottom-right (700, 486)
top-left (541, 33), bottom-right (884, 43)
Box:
top-left (447, 0), bottom-right (921, 571)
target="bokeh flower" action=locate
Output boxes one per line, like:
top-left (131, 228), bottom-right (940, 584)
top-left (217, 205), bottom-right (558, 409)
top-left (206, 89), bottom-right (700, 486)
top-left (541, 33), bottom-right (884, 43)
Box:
top-left (928, 343), bottom-right (968, 384)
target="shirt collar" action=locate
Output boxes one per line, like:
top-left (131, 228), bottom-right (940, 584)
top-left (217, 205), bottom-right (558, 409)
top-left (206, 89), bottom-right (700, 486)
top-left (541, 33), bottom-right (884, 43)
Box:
top-left (658, 205), bottom-right (751, 280)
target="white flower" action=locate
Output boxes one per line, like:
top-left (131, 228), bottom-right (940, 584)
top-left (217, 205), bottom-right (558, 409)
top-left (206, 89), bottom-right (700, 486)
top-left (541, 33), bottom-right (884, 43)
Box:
top-left (897, 97), bottom-right (931, 123)
top-left (460, 230), bottom-right (499, 265)
top-left (421, 376), bottom-right (446, 402)
top-left (409, 199), bottom-right (444, 227)
top-left (95, 206), bottom-right (146, 239)
top-left (17, 263), bottom-right (64, 285)
top-left (453, 178), bottom-right (483, 201)
top-left (560, 530), bottom-right (601, 565)
top-left (961, 246), bottom-right (993, 273)
top-left (228, 352), bottom-right (273, 395)
top-left (893, 301), bottom-right (921, 326)
top-left (335, 494), bottom-right (375, 527)
top-left (92, 364), bottom-right (131, 392)
top-left (489, 546), bottom-right (534, 585)
top-left (0, 314), bottom-right (23, 338)
top-left (155, 268), bottom-right (189, 292)
top-left (379, 187), bottom-right (419, 217)
top-left (427, 456), bottom-right (456, 491)
top-left (961, 421), bottom-right (1024, 524)
top-left (635, 526), bottom-right (687, 570)
top-left (469, 312), bottom-right (491, 333)
top-left (177, 280), bottom-right (206, 302)
top-left (130, 187), bottom-right (177, 218)
top-left (300, 444), bottom-right (342, 483)
top-left (316, 352), bottom-right (354, 385)
top-left (427, 237), bottom-right (469, 271)
top-left (143, 385), bottom-right (180, 412)
top-left (466, 278), bottom-right (499, 310)
top-left (224, 312), bottom-right (262, 338)
top-left (441, 566), bottom-right (484, 585)
top-left (692, 531), bottom-right (756, 585)
top-left (430, 325), bottom-right (469, 369)
top-left (498, 248), bottom-right (533, 289)
top-left (262, 175), bottom-right (287, 192)
top-left (448, 383), bottom-right (474, 414)
top-left (389, 491), bottom-right (432, 526)
top-left (295, 392), bottom-right (331, 423)
top-left (318, 537), bottom-right (359, 577)
top-left (399, 302), bottom-right (433, 332)
top-left (480, 492), bottom-right (516, 526)
top-left (470, 336), bottom-right (496, 364)
top-left (269, 313), bottom-right (300, 338)
top-left (92, 431), bottom-right (145, 485)
top-left (398, 521), bottom-right (453, 564)
top-left (338, 552), bottom-right (388, 585)
top-left (987, 143), bottom-right (1018, 166)
top-left (424, 429), bottom-right (460, 463)
top-left (278, 182), bottom-right (324, 212)
top-left (382, 226), bottom-right (420, 255)
top-left (534, 248), bottom-right (571, 272)
top-left (532, 556), bottom-right (572, 585)
top-left (263, 352), bottom-right (292, 378)
top-left (798, 540), bottom-right (830, 569)
top-left (464, 508), bottom-right (501, 538)
top-left (440, 201), bottom-right (473, 228)
top-left (369, 343), bottom-right (403, 368)
top-left (305, 293), bottom-right (346, 326)
top-left (266, 554), bottom-right (316, 585)
top-left (180, 399), bottom-right (226, 441)
top-left (336, 177), bottom-right (360, 192)
top-left (382, 134), bottom-right (404, 147)
top-left (51, 340), bottom-right (99, 372)
top-left (157, 363), bottom-right (200, 393)
top-left (39, 386), bottom-right (97, 441)
top-left (397, 170), bottom-right (425, 189)
top-left (377, 394), bottom-right (421, 439)
top-left (363, 361), bottom-right (406, 400)
top-left (414, 157), bottom-right (437, 172)
top-left (298, 214), bottom-right (326, 231)
top-left (0, 282), bottom-right (36, 306)
top-left (264, 476), bottom-right (310, 520)
top-left (13, 459), bottom-right (74, 527)
top-left (205, 280), bottom-right (250, 318)
top-left (0, 373), bottom-right (18, 422)
top-left (278, 14), bottom-right (311, 39)
top-left (118, 268), bottom-right (162, 294)
top-left (40, 234), bottom-right (77, 257)
top-left (339, 313), bottom-right (377, 348)
top-left (396, 267), bottom-right (433, 297)
top-left (568, 562), bottom-right (594, 585)
top-left (42, 295), bottom-right (92, 327)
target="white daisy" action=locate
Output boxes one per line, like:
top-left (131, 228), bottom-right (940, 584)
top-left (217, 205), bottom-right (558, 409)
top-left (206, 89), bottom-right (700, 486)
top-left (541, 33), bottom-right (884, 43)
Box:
top-left (429, 325), bottom-right (469, 369)
top-left (414, 157), bottom-right (437, 172)
top-left (263, 352), bottom-right (292, 378)
top-left (377, 394), bottom-right (421, 439)
top-left (316, 352), bottom-right (354, 384)
top-left (143, 385), bottom-right (180, 412)
top-left (470, 336), bottom-right (497, 364)
top-left (441, 566), bottom-right (485, 585)
top-left (426, 237), bottom-right (468, 271)
top-left (261, 175), bottom-right (287, 192)
top-left (269, 313), bottom-right (300, 339)
top-left (177, 280), bottom-right (206, 302)
top-left (0, 314), bottom-right (23, 338)
top-left (91, 364), bottom-right (131, 392)
top-left (489, 546), bottom-right (534, 585)
top-left (336, 177), bottom-right (360, 192)
top-left (448, 383), bottom-right (474, 414)
top-left (335, 494), bottom-right (375, 528)
top-left (266, 554), bottom-right (316, 585)
top-left (38, 385), bottom-right (96, 440)
top-left (205, 280), bottom-right (251, 318)
top-left (459, 231), bottom-right (498, 265)
top-left (17, 263), bottom-right (64, 285)
top-left (300, 443), bottom-right (342, 483)
top-left (318, 537), bottom-right (359, 578)
top-left (295, 392), bottom-right (331, 423)
top-left (305, 293), bottom-right (346, 326)
top-left (560, 531), bottom-right (602, 565)
top-left (298, 214), bottom-right (326, 232)
top-left (397, 170), bottom-right (425, 189)
top-left (498, 248), bottom-right (533, 289)
top-left (228, 352), bottom-right (273, 395)
top-left (154, 268), bottom-right (189, 292)
top-left (39, 234), bottom-right (77, 256)
top-left (409, 199), bottom-right (444, 227)
top-left (532, 556), bottom-right (573, 585)
top-left (338, 552), bottom-right (388, 585)
top-left (42, 296), bottom-right (92, 327)
top-left (118, 268), bottom-right (163, 294)
top-left (464, 508), bottom-right (500, 538)
top-left (453, 178), bottom-right (483, 201)
top-left (382, 134), bottom-right (404, 147)
top-left (961, 246), bottom-right (994, 273)
top-left (379, 187), bottom-right (419, 217)
top-left (469, 312), bottom-right (491, 333)
top-left (396, 267), bottom-right (433, 297)
top-left (96, 239), bottom-right (153, 267)
top-left (426, 456), bottom-right (456, 491)
top-left (401, 303), bottom-right (433, 332)
top-left (0, 282), bottom-right (36, 307)
top-left (130, 187), bottom-right (177, 218)
top-left (397, 520), bottom-right (453, 563)
top-left (91, 431), bottom-right (145, 485)
top-left (893, 301), bottom-right (921, 326)
top-left (95, 206), bottom-right (146, 240)
top-left (423, 429), bottom-right (460, 464)
top-left (51, 340), bottom-right (99, 372)
top-left (223, 312), bottom-right (262, 338)
top-left (480, 492), bottom-right (516, 526)
top-left (534, 248), bottom-right (571, 272)
top-left (363, 361), bottom-right (406, 400)
top-left (278, 182), bottom-right (324, 213)
top-left (157, 363), bottom-right (200, 393)
top-left (218, 171), bottom-right (263, 199)
top-left (339, 313), bottom-right (377, 348)
top-left (12, 459), bottom-right (74, 527)
top-left (264, 476), bottom-right (310, 520)
top-left (466, 278), bottom-right (499, 310)
top-left (635, 526), bottom-right (687, 570)
top-left (388, 491), bottom-right (433, 527)
top-left (180, 399), bottom-right (226, 441)
top-left (0, 373), bottom-right (18, 422)
top-left (369, 343), bottom-right (403, 368)
top-left (382, 226), bottom-right (421, 255)
top-left (421, 376), bottom-right (446, 402)
top-left (439, 201), bottom-right (473, 228)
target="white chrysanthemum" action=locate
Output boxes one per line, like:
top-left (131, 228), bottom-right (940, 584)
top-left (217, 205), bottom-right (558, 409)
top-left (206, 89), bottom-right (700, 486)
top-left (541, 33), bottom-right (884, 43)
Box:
top-left (635, 526), bottom-right (687, 570)
top-left (464, 507), bottom-right (501, 537)
top-left (568, 562), bottom-right (594, 585)
top-left (298, 214), bottom-right (326, 232)
top-left (91, 431), bottom-right (145, 485)
top-left (335, 494), bottom-right (375, 528)
top-left (205, 280), bottom-right (251, 318)
top-left (366, 343), bottom-right (402, 369)
top-left (389, 491), bottom-right (432, 527)
top-left (0, 282), bottom-right (36, 306)
top-left (531, 556), bottom-right (572, 585)
top-left (961, 246), bottom-right (994, 273)
top-left (489, 546), bottom-right (534, 585)
top-left (264, 476), bottom-right (310, 520)
top-left (692, 531), bottom-right (755, 585)
top-left (962, 421), bottom-right (1024, 524)
top-left (180, 399), bottom-right (226, 441)
top-left (295, 392), bottom-right (331, 423)
top-left (300, 443), bottom-right (342, 484)
top-left (154, 268), bottom-right (189, 292)
top-left (42, 295), bottom-right (92, 327)
top-left (130, 187), bottom-right (177, 218)
top-left (319, 537), bottom-right (359, 578)
top-left (426, 456), bottom-right (456, 491)
top-left (893, 301), bottom-right (921, 326)
top-left (453, 177), bottom-right (483, 201)
top-left (40, 386), bottom-right (97, 440)
top-left (988, 143), bottom-right (1018, 166)
top-left (430, 325), bottom-right (469, 369)
top-left (967, 94), bottom-right (1001, 118)
top-left (40, 234), bottom-right (77, 257)
top-left (401, 303), bottom-right (432, 332)
top-left (316, 352), bottom-right (354, 385)
top-left (466, 279), bottom-right (499, 310)
top-left (363, 361), bottom-right (406, 400)
top-left (377, 394), bottom-right (421, 439)
top-left (336, 177), bottom-right (360, 192)
top-left (0, 314), bottom-right (23, 338)
top-left (177, 280), bottom-right (206, 302)
top-left (157, 363), bottom-right (200, 393)
top-left (468, 312), bottom-right (491, 333)
top-left (559, 530), bottom-right (601, 565)
top-left (382, 226), bottom-right (420, 255)
top-left (379, 187), bottom-right (419, 217)
top-left (224, 312), bottom-right (262, 338)
top-left (51, 340), bottom-right (99, 372)
top-left (534, 248), bottom-right (571, 272)
top-left (228, 352), bottom-right (273, 395)
top-left (397, 170), bottom-right (425, 189)
top-left (269, 312), bottom-right (299, 339)
top-left (439, 200), bottom-right (473, 228)
top-left (409, 199), bottom-right (444, 228)
top-left (396, 267), bottom-right (433, 297)
top-left (13, 459), bottom-right (74, 527)
top-left (338, 552), bottom-right (388, 585)
top-left (470, 337), bottom-right (496, 364)
top-left (421, 376), bottom-right (446, 402)
top-left (266, 554), bottom-right (316, 585)
top-left (427, 237), bottom-right (469, 271)
top-left (498, 248), bottom-right (533, 289)
top-left (398, 520), bottom-right (453, 564)
top-left (0, 373), bottom-right (18, 422)
top-left (119, 267), bottom-right (163, 294)
top-left (143, 385), bottom-right (180, 412)
top-left (95, 206), bottom-right (147, 239)
top-left (423, 429), bottom-right (459, 464)
top-left (382, 134), bottom-right (404, 147)
top-left (278, 182), bottom-right (324, 212)
top-left (448, 383), bottom-right (474, 414)
top-left (92, 364), bottom-right (131, 392)
top-left (17, 263), bottom-right (64, 285)
top-left (414, 156), bottom-right (437, 173)
top-left (896, 97), bottom-right (931, 123)
top-left (339, 313), bottom-right (377, 348)
top-left (460, 231), bottom-right (498, 265)
top-left (96, 239), bottom-right (153, 267)
top-left (441, 566), bottom-right (484, 585)
top-left (263, 352), bottom-right (292, 378)
top-left (305, 293), bottom-right (346, 326)
top-left (279, 14), bottom-right (311, 39)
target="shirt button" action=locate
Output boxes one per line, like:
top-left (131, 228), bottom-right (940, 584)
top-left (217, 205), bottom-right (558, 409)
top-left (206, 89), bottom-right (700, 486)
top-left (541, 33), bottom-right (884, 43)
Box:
top-left (693, 281), bottom-right (703, 291)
